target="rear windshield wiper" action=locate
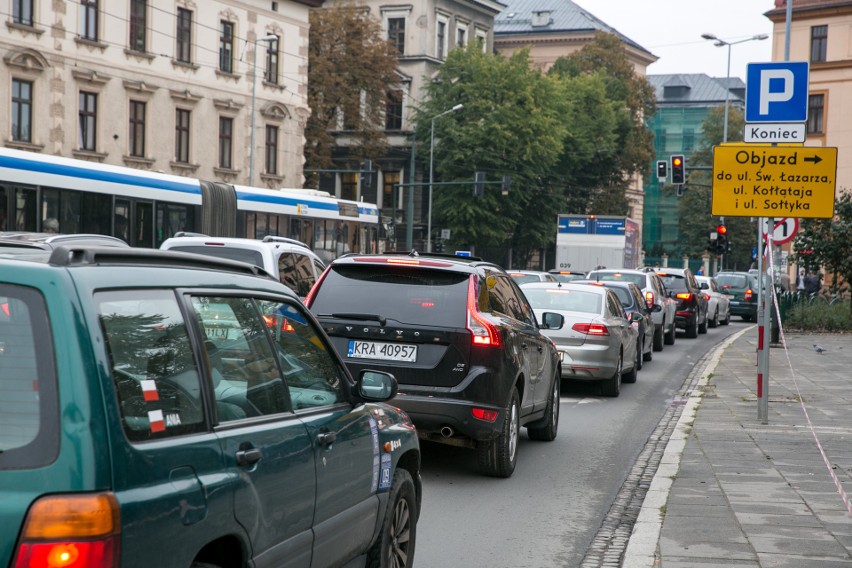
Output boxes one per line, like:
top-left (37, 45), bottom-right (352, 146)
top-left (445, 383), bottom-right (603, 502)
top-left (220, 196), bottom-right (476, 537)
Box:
top-left (323, 313), bottom-right (387, 326)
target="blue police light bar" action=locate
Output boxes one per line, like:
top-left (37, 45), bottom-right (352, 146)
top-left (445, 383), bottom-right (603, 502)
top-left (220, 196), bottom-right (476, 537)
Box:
top-left (455, 251), bottom-right (472, 257)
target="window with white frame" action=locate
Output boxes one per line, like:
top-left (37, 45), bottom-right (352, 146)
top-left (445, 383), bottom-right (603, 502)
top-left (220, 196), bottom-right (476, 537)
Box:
top-left (456, 21), bottom-right (467, 48)
top-left (475, 27), bottom-right (487, 52)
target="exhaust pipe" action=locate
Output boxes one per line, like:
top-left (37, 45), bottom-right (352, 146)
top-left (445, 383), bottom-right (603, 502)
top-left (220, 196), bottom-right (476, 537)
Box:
top-left (440, 426), bottom-right (454, 438)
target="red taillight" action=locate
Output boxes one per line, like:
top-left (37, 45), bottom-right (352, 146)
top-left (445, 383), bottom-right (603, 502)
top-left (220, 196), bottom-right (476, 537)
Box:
top-left (676, 292), bottom-right (692, 301)
top-left (467, 275), bottom-right (502, 347)
top-left (471, 407), bottom-right (499, 422)
top-left (572, 323), bottom-right (609, 335)
top-left (303, 265), bottom-right (331, 307)
top-left (13, 493), bottom-right (120, 568)
top-left (703, 293), bottom-right (710, 301)
top-left (744, 288), bottom-right (753, 301)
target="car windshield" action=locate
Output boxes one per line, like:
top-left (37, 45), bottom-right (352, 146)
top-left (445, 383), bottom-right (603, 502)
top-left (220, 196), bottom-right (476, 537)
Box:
top-left (523, 288), bottom-right (601, 314)
top-left (310, 265), bottom-right (470, 327)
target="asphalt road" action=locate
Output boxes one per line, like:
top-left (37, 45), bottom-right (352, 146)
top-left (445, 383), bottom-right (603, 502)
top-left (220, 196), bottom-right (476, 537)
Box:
top-left (414, 320), bottom-right (748, 568)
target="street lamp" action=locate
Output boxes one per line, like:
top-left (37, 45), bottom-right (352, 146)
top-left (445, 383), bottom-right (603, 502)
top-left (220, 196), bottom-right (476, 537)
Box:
top-left (701, 33), bottom-right (769, 143)
top-left (249, 34), bottom-right (279, 187)
top-left (427, 103), bottom-right (464, 252)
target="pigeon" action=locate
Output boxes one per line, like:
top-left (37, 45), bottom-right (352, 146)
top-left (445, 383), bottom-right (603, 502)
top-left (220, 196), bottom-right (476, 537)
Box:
top-left (813, 344), bottom-right (827, 355)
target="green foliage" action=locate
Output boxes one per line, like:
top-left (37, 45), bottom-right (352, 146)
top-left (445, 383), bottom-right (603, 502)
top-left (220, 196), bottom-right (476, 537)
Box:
top-left (784, 300), bottom-right (852, 331)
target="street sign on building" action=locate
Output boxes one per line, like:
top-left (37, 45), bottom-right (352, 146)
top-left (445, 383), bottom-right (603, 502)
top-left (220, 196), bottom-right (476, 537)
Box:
top-left (711, 144), bottom-right (837, 218)
top-left (745, 62), bottom-right (809, 123)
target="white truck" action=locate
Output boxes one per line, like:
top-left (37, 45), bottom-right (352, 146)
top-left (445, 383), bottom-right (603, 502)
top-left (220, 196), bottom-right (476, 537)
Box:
top-left (555, 215), bottom-right (640, 272)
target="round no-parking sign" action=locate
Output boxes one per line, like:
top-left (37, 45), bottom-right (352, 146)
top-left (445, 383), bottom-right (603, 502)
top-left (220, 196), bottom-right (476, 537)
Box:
top-left (762, 217), bottom-right (799, 244)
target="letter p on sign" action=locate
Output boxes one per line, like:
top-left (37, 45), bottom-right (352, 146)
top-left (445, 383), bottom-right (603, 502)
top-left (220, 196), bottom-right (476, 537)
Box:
top-left (746, 62), bottom-right (809, 123)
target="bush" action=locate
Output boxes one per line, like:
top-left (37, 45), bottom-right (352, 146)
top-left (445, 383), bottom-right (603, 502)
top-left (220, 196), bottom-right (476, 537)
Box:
top-left (783, 300), bottom-right (852, 332)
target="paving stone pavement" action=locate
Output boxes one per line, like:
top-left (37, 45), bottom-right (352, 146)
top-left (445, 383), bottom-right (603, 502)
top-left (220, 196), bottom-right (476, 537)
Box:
top-left (622, 328), bottom-right (852, 567)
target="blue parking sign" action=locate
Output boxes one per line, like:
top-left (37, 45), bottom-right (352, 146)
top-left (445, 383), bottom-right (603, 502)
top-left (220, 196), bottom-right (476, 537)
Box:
top-left (745, 62), bottom-right (809, 123)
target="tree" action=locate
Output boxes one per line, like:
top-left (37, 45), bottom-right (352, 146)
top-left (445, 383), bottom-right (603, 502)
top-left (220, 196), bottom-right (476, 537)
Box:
top-left (305, 4), bottom-right (399, 173)
top-left (417, 46), bottom-right (567, 257)
top-left (793, 191), bottom-right (852, 314)
top-left (549, 32), bottom-right (657, 188)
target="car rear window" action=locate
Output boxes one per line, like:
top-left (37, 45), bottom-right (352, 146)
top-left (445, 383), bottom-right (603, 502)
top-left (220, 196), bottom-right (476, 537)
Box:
top-left (311, 265), bottom-right (469, 327)
top-left (657, 273), bottom-right (688, 292)
top-left (167, 245), bottom-right (264, 269)
top-left (0, 285), bottom-right (59, 469)
top-left (589, 272), bottom-right (645, 287)
top-left (509, 273), bottom-right (540, 284)
top-left (607, 286), bottom-right (636, 309)
top-left (523, 288), bottom-right (602, 314)
top-left (716, 274), bottom-right (748, 289)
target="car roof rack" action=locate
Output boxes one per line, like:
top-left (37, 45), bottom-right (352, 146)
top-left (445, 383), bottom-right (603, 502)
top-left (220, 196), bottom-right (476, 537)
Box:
top-left (261, 235), bottom-right (311, 248)
top-left (47, 246), bottom-right (274, 279)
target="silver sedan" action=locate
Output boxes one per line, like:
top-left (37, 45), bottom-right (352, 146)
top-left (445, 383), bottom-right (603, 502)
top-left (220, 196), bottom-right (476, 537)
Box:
top-left (696, 275), bottom-right (731, 327)
top-left (521, 282), bottom-right (639, 397)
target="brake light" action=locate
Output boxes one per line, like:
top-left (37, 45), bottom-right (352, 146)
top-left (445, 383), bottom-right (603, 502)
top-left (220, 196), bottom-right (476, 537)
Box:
top-left (744, 288), bottom-right (753, 301)
top-left (572, 323), bottom-right (609, 335)
top-left (471, 407), bottom-right (499, 422)
top-left (467, 275), bottom-right (502, 347)
top-left (13, 493), bottom-right (120, 568)
top-left (353, 257), bottom-right (452, 267)
top-left (676, 293), bottom-right (692, 301)
top-left (303, 265), bottom-right (331, 307)
top-left (703, 293), bottom-right (711, 301)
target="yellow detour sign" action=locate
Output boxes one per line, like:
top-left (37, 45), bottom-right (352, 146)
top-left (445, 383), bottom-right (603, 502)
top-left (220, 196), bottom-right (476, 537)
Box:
top-left (711, 144), bottom-right (837, 218)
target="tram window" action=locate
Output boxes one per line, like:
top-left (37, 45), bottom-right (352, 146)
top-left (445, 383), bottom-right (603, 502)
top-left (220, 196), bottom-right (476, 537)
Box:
top-left (115, 200), bottom-right (130, 243)
top-left (156, 203), bottom-right (195, 246)
top-left (0, 187), bottom-right (7, 230)
top-left (135, 202), bottom-right (154, 247)
top-left (14, 187), bottom-right (37, 232)
top-left (80, 193), bottom-right (111, 235)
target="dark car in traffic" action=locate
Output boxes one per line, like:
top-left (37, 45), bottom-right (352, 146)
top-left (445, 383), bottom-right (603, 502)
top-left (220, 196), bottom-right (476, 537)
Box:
top-left (306, 251), bottom-right (565, 478)
top-left (653, 267), bottom-right (709, 338)
top-left (1, 245), bottom-right (420, 568)
top-left (716, 270), bottom-right (763, 321)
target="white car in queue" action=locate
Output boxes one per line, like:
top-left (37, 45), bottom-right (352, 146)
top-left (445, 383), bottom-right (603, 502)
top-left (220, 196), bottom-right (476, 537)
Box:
top-left (520, 282), bottom-right (639, 397)
top-left (696, 275), bottom-right (732, 327)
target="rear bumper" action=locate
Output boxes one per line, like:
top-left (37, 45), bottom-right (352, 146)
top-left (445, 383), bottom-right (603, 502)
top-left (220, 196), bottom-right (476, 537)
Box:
top-left (729, 301), bottom-right (757, 316)
top-left (392, 392), bottom-right (504, 442)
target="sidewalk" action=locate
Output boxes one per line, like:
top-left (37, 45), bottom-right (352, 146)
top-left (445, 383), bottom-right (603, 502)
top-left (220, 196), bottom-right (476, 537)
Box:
top-left (623, 328), bottom-right (852, 568)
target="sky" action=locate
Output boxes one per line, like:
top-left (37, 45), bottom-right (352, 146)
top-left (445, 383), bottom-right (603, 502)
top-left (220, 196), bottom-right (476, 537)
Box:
top-left (572, 0), bottom-right (779, 81)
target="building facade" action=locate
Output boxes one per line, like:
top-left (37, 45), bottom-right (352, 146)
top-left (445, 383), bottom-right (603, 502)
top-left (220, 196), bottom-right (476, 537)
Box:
top-left (3, 0), bottom-right (312, 188)
top-left (766, 0), bottom-right (852, 196)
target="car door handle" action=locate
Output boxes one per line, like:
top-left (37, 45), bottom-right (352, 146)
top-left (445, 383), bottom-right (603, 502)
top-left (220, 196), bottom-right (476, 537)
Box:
top-left (235, 447), bottom-right (263, 466)
top-left (317, 432), bottom-right (337, 447)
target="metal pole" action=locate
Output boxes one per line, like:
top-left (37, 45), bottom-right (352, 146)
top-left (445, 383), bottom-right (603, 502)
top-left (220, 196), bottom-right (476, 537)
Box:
top-left (407, 136), bottom-right (415, 250)
top-left (427, 104), bottom-right (463, 253)
top-left (723, 42), bottom-right (731, 144)
top-left (248, 35), bottom-right (277, 187)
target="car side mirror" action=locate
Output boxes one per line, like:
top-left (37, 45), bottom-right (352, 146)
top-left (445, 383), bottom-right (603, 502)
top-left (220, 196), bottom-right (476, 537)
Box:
top-left (540, 311), bottom-right (564, 330)
top-left (699, 282), bottom-right (709, 290)
top-left (358, 370), bottom-right (398, 402)
top-left (628, 311), bottom-right (644, 323)
top-left (649, 303), bottom-right (662, 313)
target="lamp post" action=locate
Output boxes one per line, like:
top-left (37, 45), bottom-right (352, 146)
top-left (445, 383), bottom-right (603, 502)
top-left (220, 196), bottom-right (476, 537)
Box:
top-left (249, 34), bottom-right (279, 187)
top-left (427, 103), bottom-right (464, 252)
top-left (701, 33), bottom-right (768, 143)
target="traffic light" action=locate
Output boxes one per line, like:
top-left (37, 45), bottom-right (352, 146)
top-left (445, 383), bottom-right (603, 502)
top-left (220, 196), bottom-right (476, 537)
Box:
top-left (656, 160), bottom-right (667, 182)
top-left (473, 171), bottom-right (486, 197)
top-left (716, 224), bottom-right (728, 254)
top-left (434, 238), bottom-right (444, 253)
top-left (671, 155), bottom-right (685, 185)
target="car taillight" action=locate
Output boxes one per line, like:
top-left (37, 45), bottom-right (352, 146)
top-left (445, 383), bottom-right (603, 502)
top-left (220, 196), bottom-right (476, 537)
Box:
top-left (467, 275), bottom-right (502, 347)
top-left (703, 293), bottom-right (711, 301)
top-left (303, 265), bottom-right (331, 307)
top-left (471, 407), bottom-right (499, 422)
top-left (744, 288), bottom-right (753, 301)
top-left (572, 323), bottom-right (609, 335)
top-left (676, 292), bottom-right (692, 301)
top-left (13, 493), bottom-right (120, 568)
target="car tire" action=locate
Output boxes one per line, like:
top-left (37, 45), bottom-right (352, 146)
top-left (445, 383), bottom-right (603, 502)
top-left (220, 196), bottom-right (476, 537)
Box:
top-left (721, 309), bottom-right (730, 325)
top-left (742, 314), bottom-right (754, 322)
top-left (709, 308), bottom-right (719, 328)
top-left (698, 311), bottom-right (708, 334)
top-left (602, 353), bottom-right (623, 396)
top-left (367, 468), bottom-right (418, 568)
top-left (664, 321), bottom-right (676, 345)
top-left (478, 389), bottom-right (520, 478)
top-left (653, 322), bottom-right (664, 351)
top-left (635, 338), bottom-right (644, 371)
top-left (527, 376), bottom-right (560, 442)
top-left (686, 315), bottom-right (699, 338)
top-left (643, 334), bottom-right (653, 362)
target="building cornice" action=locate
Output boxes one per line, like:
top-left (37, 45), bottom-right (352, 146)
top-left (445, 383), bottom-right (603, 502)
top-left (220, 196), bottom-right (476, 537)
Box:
top-left (766, 2), bottom-right (852, 22)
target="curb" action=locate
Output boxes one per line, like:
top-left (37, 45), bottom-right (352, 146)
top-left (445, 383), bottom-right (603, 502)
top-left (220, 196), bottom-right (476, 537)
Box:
top-left (621, 326), bottom-right (753, 568)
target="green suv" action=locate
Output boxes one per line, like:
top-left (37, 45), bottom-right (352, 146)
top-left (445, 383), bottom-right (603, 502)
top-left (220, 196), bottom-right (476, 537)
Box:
top-left (0, 245), bottom-right (420, 568)
top-left (716, 271), bottom-right (763, 322)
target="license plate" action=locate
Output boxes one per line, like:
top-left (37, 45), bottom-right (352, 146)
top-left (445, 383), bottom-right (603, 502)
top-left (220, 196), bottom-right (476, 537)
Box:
top-left (347, 340), bottom-right (417, 362)
top-left (205, 327), bottom-right (230, 340)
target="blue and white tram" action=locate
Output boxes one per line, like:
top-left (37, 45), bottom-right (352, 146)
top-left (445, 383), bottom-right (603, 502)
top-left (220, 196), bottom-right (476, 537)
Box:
top-left (0, 147), bottom-right (379, 259)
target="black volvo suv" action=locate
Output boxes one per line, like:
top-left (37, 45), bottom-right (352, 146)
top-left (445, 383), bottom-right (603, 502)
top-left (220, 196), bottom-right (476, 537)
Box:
top-left (306, 252), bottom-right (564, 477)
